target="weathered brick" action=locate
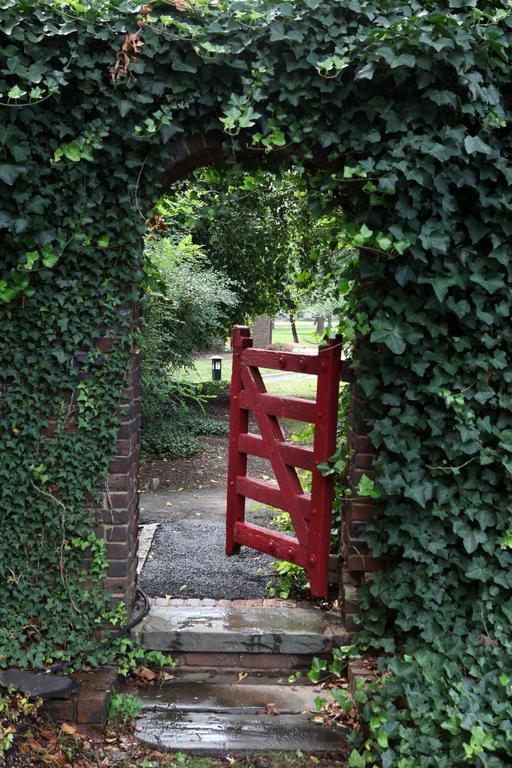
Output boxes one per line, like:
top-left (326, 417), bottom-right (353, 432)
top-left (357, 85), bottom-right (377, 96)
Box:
top-left (355, 453), bottom-right (376, 470)
top-left (346, 501), bottom-right (375, 523)
top-left (104, 524), bottom-right (129, 542)
top-left (44, 697), bottom-right (75, 723)
top-left (106, 541), bottom-right (130, 559)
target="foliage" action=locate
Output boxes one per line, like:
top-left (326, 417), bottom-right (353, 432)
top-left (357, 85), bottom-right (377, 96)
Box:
top-left (107, 691), bottom-right (141, 725)
top-left (0, 692), bottom-right (40, 759)
top-left (157, 167), bottom-right (350, 325)
top-left (113, 635), bottom-right (176, 678)
top-left (142, 234), bottom-right (234, 458)
top-left (142, 376), bottom-right (228, 459)
top-left (142, 234), bottom-right (237, 373)
top-left (0, 1), bottom-right (512, 765)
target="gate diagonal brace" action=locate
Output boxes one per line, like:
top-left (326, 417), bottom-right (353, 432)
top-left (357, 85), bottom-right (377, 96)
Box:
top-left (240, 364), bottom-right (309, 547)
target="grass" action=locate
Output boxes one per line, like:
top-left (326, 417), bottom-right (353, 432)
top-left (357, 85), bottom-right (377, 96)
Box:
top-left (265, 376), bottom-right (317, 398)
top-left (175, 360), bottom-right (318, 400)
top-left (175, 320), bottom-right (322, 385)
top-left (272, 319), bottom-right (320, 346)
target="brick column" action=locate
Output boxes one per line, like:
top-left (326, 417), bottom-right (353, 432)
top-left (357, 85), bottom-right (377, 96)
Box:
top-left (93, 345), bottom-right (141, 612)
top-left (341, 383), bottom-right (383, 630)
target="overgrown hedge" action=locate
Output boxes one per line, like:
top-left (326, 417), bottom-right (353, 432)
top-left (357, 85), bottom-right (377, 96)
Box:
top-left (1, 0), bottom-right (511, 763)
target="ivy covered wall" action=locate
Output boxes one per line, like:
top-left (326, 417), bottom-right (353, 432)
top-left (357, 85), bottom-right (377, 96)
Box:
top-left (1, 0), bottom-right (512, 762)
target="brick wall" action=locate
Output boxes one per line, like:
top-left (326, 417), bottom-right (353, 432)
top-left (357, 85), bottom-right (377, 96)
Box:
top-left (341, 383), bottom-right (384, 630)
top-left (93, 318), bottom-right (142, 611)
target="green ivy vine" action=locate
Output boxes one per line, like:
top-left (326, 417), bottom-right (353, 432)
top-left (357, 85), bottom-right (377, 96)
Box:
top-left (1, 0), bottom-right (512, 764)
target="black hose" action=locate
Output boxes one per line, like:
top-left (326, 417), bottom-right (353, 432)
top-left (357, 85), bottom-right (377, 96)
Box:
top-left (44, 587), bottom-right (151, 674)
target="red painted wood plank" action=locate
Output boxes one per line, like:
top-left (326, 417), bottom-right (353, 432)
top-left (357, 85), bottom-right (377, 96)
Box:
top-left (226, 326), bottom-right (252, 556)
top-left (236, 476), bottom-right (311, 520)
top-left (239, 389), bottom-right (316, 422)
top-left (241, 365), bottom-right (309, 546)
top-left (233, 521), bottom-right (308, 568)
top-left (308, 335), bottom-right (342, 596)
top-left (242, 348), bottom-right (320, 375)
top-left (238, 432), bottom-right (315, 471)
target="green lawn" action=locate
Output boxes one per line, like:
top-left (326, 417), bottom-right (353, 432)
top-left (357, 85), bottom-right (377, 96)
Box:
top-left (175, 359), bottom-right (317, 398)
top-left (175, 320), bottom-right (321, 386)
top-left (272, 319), bottom-right (319, 347)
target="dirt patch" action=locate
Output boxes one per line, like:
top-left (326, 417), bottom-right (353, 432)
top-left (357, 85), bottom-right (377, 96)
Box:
top-left (140, 392), bottom-right (274, 493)
top-left (141, 435), bottom-right (230, 492)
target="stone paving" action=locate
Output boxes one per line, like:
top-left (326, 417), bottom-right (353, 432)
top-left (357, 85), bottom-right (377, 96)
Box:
top-left (132, 677), bottom-right (348, 755)
top-left (133, 463), bottom-right (351, 755)
top-left (139, 600), bottom-right (350, 656)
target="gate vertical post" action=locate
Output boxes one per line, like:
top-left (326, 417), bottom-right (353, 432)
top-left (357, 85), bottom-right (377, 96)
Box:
top-left (226, 325), bottom-right (252, 555)
top-left (308, 335), bottom-right (342, 596)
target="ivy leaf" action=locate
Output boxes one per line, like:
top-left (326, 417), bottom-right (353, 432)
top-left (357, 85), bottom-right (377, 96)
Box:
top-left (432, 276), bottom-right (456, 302)
top-left (371, 319), bottom-right (406, 354)
top-left (0, 164), bottom-right (25, 185)
top-left (404, 481), bottom-right (433, 508)
top-left (464, 135), bottom-right (492, 155)
top-left (7, 85), bottom-right (26, 99)
top-left (355, 62), bottom-right (375, 80)
top-left (419, 224), bottom-right (450, 254)
top-left (465, 558), bottom-right (489, 581)
top-left (41, 245), bottom-right (59, 268)
top-left (358, 474), bottom-right (381, 499)
top-left (62, 142), bottom-right (81, 162)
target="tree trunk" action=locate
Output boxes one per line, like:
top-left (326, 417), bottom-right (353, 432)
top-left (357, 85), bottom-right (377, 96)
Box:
top-left (316, 315), bottom-right (325, 335)
top-left (289, 313), bottom-right (299, 344)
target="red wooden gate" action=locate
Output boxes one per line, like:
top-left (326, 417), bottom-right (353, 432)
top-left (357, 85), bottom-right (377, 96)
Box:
top-left (226, 325), bottom-right (347, 597)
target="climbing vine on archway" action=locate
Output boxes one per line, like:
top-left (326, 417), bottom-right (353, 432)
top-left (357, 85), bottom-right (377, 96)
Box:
top-left (1, 0), bottom-right (512, 763)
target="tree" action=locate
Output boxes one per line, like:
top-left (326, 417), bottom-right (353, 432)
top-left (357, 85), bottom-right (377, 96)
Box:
top-left (141, 234), bottom-right (237, 458)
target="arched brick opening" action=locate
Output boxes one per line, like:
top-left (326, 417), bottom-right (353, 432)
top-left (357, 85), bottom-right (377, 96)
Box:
top-left (97, 132), bottom-right (379, 627)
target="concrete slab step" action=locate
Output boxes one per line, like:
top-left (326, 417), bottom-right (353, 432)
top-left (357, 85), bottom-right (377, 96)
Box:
top-left (137, 711), bottom-right (347, 754)
top-left (135, 680), bottom-right (322, 714)
top-left (133, 680), bottom-right (348, 755)
top-left (138, 602), bottom-right (350, 657)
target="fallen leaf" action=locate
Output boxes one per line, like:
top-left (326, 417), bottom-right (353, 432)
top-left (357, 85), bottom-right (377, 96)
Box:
top-left (238, 672), bottom-right (248, 681)
top-left (265, 702), bottom-right (279, 716)
top-left (60, 723), bottom-right (76, 736)
top-left (135, 665), bottom-right (158, 682)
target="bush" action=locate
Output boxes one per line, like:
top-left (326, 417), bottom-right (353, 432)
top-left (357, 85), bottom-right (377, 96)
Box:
top-left (142, 235), bottom-right (236, 459)
top-left (142, 376), bottom-right (228, 460)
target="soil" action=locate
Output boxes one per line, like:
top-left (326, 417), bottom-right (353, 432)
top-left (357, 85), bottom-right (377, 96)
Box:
top-left (140, 394), bottom-right (272, 493)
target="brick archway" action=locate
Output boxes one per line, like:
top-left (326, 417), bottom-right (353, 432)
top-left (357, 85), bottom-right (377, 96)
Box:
top-left (97, 133), bottom-right (379, 626)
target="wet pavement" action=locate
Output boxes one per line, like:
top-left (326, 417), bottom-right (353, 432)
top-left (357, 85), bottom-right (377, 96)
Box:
top-left (133, 678), bottom-right (348, 755)
top-left (139, 486), bottom-right (281, 599)
top-left (139, 602), bottom-right (349, 654)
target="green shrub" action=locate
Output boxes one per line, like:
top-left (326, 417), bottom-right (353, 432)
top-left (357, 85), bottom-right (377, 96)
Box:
top-left (107, 691), bottom-right (141, 725)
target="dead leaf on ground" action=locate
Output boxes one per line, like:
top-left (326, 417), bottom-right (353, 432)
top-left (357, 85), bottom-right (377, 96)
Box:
top-left (60, 723), bottom-right (77, 736)
top-left (264, 702), bottom-right (279, 716)
top-left (134, 665), bottom-right (158, 682)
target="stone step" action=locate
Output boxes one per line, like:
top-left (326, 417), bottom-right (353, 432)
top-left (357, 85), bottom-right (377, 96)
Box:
top-left (137, 600), bottom-right (350, 664)
top-left (133, 679), bottom-right (348, 755)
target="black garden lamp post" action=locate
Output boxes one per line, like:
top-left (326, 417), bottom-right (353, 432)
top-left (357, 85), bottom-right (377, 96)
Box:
top-left (211, 355), bottom-right (222, 381)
